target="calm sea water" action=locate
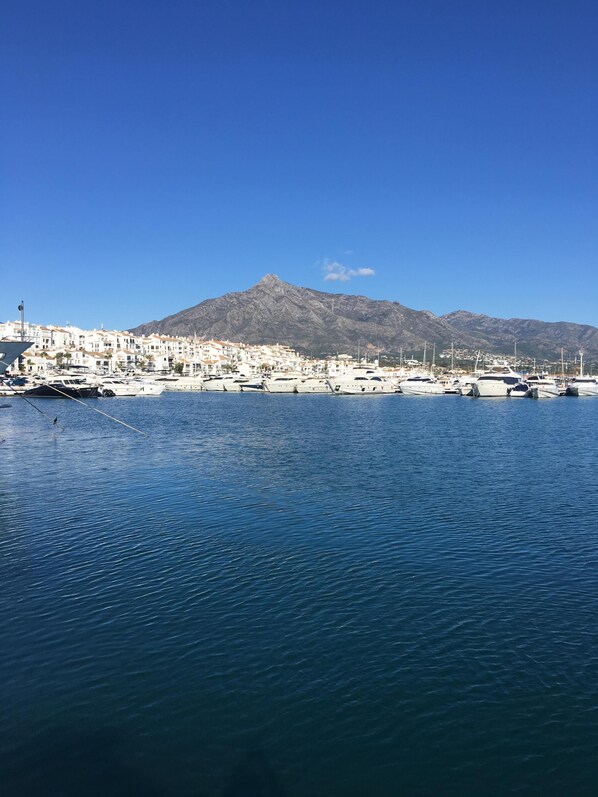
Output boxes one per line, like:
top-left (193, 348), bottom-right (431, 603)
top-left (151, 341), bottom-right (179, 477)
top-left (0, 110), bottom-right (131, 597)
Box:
top-left (1, 392), bottom-right (597, 796)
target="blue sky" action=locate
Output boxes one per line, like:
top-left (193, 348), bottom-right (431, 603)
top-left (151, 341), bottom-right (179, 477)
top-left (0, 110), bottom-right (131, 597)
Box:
top-left (1, 0), bottom-right (596, 330)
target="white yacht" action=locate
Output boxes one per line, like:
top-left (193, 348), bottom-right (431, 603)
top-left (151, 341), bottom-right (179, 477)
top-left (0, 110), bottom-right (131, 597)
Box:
top-left (565, 352), bottom-right (598, 396)
top-left (98, 378), bottom-right (141, 397)
top-left (152, 375), bottom-right (204, 391)
top-left (509, 382), bottom-right (531, 398)
top-left (327, 364), bottom-right (396, 395)
top-left (527, 374), bottom-right (561, 399)
top-left (471, 365), bottom-right (522, 397)
top-left (240, 381), bottom-right (265, 392)
top-left (456, 375), bottom-right (478, 397)
top-left (262, 373), bottom-right (303, 393)
top-left (223, 376), bottom-right (252, 392)
top-left (202, 374), bottom-right (241, 391)
top-left (131, 379), bottom-right (164, 396)
top-left (399, 375), bottom-right (445, 395)
top-left (295, 377), bottom-right (333, 394)
top-left (566, 377), bottom-right (598, 397)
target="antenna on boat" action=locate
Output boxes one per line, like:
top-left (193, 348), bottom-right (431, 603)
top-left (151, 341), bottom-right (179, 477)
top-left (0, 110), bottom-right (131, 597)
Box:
top-left (17, 301), bottom-right (25, 341)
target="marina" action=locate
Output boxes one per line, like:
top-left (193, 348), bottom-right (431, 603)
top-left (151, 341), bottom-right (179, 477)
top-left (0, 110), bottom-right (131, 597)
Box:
top-left (2, 363), bottom-right (594, 402)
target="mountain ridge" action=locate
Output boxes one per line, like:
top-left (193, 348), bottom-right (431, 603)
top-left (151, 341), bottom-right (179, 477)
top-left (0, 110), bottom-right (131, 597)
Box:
top-left (130, 275), bottom-right (598, 360)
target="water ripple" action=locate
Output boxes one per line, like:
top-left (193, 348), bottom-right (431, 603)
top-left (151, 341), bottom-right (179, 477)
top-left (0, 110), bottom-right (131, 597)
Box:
top-left (0, 393), bottom-right (597, 795)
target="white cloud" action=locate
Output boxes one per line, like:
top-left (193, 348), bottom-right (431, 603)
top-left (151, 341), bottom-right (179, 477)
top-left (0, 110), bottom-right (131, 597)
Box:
top-left (322, 260), bottom-right (376, 282)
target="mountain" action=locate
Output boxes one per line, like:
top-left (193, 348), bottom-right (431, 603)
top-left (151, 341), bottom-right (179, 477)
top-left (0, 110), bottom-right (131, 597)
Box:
top-left (130, 274), bottom-right (479, 356)
top-left (130, 275), bottom-right (598, 360)
top-left (442, 311), bottom-right (598, 361)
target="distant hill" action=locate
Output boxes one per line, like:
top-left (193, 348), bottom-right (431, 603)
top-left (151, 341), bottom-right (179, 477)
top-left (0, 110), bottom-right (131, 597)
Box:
top-left (130, 275), bottom-right (598, 361)
top-left (442, 310), bottom-right (598, 361)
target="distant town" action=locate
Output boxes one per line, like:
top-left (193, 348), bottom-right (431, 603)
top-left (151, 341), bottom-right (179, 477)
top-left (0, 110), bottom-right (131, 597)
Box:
top-left (1, 319), bottom-right (590, 377)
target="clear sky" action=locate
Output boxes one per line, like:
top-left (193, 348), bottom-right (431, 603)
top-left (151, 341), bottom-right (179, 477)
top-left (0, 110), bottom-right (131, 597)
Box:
top-left (1, 0), bottom-right (596, 330)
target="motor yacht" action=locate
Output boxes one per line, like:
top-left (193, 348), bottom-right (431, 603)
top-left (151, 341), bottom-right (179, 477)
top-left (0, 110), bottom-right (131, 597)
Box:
top-left (202, 374), bottom-right (242, 391)
top-left (509, 382), bottom-right (531, 398)
top-left (399, 375), bottom-right (445, 395)
top-left (240, 381), bottom-right (264, 392)
top-left (566, 377), bottom-right (598, 397)
top-left (526, 374), bottom-right (561, 399)
top-left (471, 365), bottom-right (522, 397)
top-left (327, 364), bottom-right (397, 395)
top-left (262, 373), bottom-right (303, 393)
top-left (456, 376), bottom-right (478, 397)
top-left (152, 375), bottom-right (204, 391)
top-left (295, 377), bottom-right (333, 394)
top-left (222, 376), bottom-right (252, 392)
top-left (23, 377), bottom-right (100, 399)
top-left (130, 379), bottom-right (164, 396)
top-left (98, 378), bottom-right (141, 397)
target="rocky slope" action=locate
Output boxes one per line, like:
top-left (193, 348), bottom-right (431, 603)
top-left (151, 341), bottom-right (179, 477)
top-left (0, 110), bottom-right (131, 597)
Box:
top-left (131, 275), bottom-right (598, 360)
top-left (442, 311), bottom-right (598, 361)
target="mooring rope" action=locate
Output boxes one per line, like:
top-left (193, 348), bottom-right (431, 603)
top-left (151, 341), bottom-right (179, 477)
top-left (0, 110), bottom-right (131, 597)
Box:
top-left (0, 360), bottom-right (147, 436)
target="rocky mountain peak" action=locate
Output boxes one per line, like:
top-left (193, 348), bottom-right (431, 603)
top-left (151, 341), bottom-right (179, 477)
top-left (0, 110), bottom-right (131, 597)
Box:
top-left (258, 273), bottom-right (283, 286)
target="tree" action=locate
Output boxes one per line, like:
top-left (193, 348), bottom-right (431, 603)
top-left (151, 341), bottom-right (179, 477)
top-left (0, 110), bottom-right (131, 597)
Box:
top-left (173, 361), bottom-right (184, 375)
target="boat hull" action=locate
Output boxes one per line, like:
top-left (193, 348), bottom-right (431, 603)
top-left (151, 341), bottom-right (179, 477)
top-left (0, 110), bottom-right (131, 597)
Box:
top-left (295, 380), bottom-right (332, 393)
top-left (566, 384), bottom-right (598, 397)
top-left (24, 384), bottom-right (99, 398)
top-left (399, 382), bottom-right (445, 395)
top-left (328, 380), bottom-right (396, 395)
top-left (473, 381), bottom-right (513, 397)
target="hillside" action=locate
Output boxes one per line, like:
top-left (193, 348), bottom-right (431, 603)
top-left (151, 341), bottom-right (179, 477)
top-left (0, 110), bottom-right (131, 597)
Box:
top-left (131, 275), bottom-right (598, 360)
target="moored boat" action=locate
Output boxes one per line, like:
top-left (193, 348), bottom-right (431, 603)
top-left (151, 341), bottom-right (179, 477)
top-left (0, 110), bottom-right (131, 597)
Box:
top-left (471, 365), bottom-right (522, 397)
top-left (152, 375), bottom-right (204, 391)
top-left (295, 377), bottom-right (333, 394)
top-left (98, 378), bottom-right (141, 397)
top-left (399, 375), bottom-right (445, 395)
top-left (527, 374), bottom-right (561, 399)
top-left (566, 377), bottom-right (598, 397)
top-left (509, 382), bottom-right (530, 398)
top-left (262, 373), bottom-right (303, 393)
top-left (23, 377), bottom-right (100, 398)
top-left (327, 364), bottom-right (396, 395)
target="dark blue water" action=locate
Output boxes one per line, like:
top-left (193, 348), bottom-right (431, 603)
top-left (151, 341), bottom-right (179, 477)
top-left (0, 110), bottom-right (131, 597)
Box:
top-left (1, 393), bottom-right (597, 796)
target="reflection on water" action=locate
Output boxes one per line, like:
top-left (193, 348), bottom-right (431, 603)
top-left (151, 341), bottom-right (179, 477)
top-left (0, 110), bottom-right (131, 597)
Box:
top-left (1, 393), bottom-right (597, 795)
